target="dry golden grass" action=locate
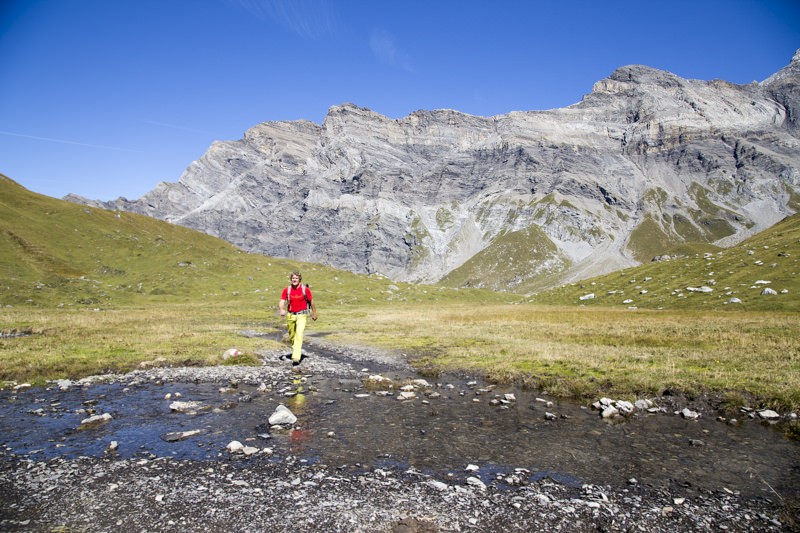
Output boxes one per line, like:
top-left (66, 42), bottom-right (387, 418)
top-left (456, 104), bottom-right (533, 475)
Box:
top-left (0, 304), bottom-right (284, 383)
top-left (3, 301), bottom-right (799, 411)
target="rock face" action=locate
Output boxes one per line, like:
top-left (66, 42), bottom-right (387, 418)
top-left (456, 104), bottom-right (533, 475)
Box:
top-left (72, 51), bottom-right (800, 292)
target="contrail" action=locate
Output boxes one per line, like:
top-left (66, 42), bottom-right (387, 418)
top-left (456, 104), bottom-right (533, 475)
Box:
top-left (0, 130), bottom-right (143, 153)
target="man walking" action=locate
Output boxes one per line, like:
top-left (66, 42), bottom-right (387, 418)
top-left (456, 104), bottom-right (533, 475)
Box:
top-left (278, 271), bottom-right (317, 366)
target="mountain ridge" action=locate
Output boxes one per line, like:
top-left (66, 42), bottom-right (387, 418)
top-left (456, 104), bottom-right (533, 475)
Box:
top-left (68, 50), bottom-right (800, 293)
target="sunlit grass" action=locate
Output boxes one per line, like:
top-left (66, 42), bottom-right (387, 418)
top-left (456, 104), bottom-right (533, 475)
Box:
top-left (0, 304), bottom-right (285, 383)
top-left (322, 304), bottom-right (800, 410)
top-left (2, 299), bottom-right (799, 411)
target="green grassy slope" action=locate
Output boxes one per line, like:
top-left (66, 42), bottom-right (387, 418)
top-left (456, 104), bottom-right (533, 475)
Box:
top-left (0, 175), bottom-right (504, 309)
top-left (532, 213), bottom-right (800, 311)
top-left (440, 224), bottom-right (571, 293)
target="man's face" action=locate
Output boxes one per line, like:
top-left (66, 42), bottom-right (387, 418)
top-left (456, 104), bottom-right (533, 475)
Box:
top-left (290, 275), bottom-right (301, 286)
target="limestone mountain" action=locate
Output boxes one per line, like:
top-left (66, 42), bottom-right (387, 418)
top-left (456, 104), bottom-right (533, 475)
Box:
top-left (70, 51), bottom-right (800, 293)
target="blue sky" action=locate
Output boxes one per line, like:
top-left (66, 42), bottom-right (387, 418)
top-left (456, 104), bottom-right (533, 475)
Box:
top-left (1, 0), bottom-right (799, 201)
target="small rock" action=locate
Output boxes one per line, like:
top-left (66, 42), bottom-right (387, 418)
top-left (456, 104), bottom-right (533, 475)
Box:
top-left (758, 409), bottom-right (780, 420)
top-left (161, 429), bottom-right (203, 442)
top-left (634, 399), bottom-right (652, 410)
top-left (268, 405), bottom-right (297, 425)
top-left (601, 406), bottom-right (619, 419)
top-left (169, 400), bottom-right (203, 413)
top-left (426, 480), bottom-right (449, 491)
top-left (466, 476), bottom-right (486, 489)
top-left (680, 408), bottom-right (700, 420)
top-left (79, 413), bottom-right (112, 429)
top-left (223, 348), bottom-right (241, 360)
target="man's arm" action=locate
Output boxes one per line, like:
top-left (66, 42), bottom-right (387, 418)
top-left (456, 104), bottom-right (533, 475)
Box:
top-left (279, 298), bottom-right (287, 316)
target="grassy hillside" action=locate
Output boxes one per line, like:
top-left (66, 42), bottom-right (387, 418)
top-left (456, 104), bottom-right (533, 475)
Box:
top-left (440, 224), bottom-right (571, 294)
top-left (531, 213), bottom-right (800, 311)
top-left (0, 175), bottom-right (502, 309)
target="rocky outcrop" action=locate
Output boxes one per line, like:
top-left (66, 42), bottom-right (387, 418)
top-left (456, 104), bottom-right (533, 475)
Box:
top-left (70, 51), bottom-right (800, 293)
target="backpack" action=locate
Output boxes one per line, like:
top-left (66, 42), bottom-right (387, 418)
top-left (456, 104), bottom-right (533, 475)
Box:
top-left (286, 284), bottom-right (311, 312)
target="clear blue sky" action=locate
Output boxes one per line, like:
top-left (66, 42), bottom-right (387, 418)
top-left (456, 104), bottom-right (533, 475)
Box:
top-left (1, 0), bottom-right (799, 201)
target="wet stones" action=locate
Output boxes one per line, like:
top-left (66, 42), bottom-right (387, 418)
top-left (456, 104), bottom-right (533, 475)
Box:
top-left (226, 441), bottom-right (262, 455)
top-left (591, 397), bottom-right (657, 419)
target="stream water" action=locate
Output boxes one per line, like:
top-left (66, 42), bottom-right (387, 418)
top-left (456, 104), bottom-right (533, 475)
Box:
top-left (1, 345), bottom-right (798, 505)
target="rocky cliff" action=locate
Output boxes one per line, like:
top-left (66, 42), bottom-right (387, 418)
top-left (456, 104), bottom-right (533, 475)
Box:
top-left (71, 51), bottom-right (800, 293)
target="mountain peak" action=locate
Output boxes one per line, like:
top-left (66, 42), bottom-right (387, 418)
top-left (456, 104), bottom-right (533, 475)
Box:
top-left (71, 56), bottom-right (800, 293)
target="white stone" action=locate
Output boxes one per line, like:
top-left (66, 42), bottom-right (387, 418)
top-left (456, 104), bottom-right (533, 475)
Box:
top-left (634, 399), bottom-right (653, 410)
top-left (680, 408), bottom-right (700, 420)
top-left (426, 480), bottom-right (449, 491)
top-left (616, 400), bottom-right (634, 414)
top-left (268, 404), bottom-right (297, 425)
top-left (758, 409), bottom-right (780, 420)
top-left (686, 286), bottom-right (713, 293)
top-left (601, 406), bottom-right (619, 418)
top-left (223, 348), bottom-right (241, 360)
top-left (227, 441), bottom-right (244, 452)
top-left (169, 400), bottom-right (203, 413)
top-left (79, 413), bottom-right (112, 428)
top-left (466, 476), bottom-right (486, 489)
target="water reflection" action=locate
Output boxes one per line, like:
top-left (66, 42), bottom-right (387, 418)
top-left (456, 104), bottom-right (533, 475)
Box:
top-left (287, 375), bottom-right (311, 455)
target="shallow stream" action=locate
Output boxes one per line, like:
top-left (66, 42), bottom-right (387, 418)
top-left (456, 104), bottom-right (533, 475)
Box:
top-left (1, 342), bottom-right (797, 504)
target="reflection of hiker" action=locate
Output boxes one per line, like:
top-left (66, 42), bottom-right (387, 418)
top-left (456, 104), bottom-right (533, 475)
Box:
top-left (278, 271), bottom-right (317, 366)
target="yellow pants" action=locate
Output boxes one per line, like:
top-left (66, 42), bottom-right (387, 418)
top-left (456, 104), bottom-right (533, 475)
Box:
top-left (287, 312), bottom-right (307, 362)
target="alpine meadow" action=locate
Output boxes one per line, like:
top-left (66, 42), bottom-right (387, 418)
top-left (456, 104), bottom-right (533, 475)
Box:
top-left (1, 174), bottom-right (798, 415)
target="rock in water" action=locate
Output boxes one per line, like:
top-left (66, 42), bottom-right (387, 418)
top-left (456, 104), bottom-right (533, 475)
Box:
top-left (269, 404), bottom-right (297, 425)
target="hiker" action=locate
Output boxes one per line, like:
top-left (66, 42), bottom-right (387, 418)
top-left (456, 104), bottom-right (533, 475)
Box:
top-left (278, 271), bottom-right (317, 366)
